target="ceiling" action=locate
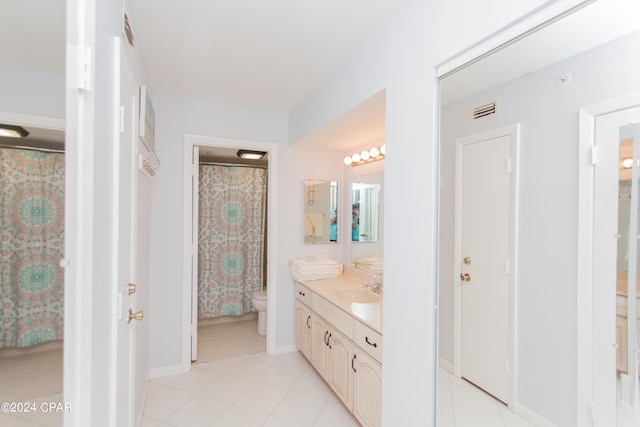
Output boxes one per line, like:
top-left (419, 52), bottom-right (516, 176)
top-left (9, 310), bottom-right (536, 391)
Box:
top-left (128, 0), bottom-right (409, 113)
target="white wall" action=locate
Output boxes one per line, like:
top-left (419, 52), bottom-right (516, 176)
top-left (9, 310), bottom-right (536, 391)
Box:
top-left (0, 66), bottom-right (64, 118)
top-left (289, 0), bottom-right (554, 424)
top-left (438, 30), bottom-right (640, 426)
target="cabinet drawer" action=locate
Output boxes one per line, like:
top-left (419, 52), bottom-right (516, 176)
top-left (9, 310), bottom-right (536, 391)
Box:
top-left (353, 320), bottom-right (382, 364)
top-left (295, 283), bottom-right (312, 306)
top-left (314, 295), bottom-right (353, 338)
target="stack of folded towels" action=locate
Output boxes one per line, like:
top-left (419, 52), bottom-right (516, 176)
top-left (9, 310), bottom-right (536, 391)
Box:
top-left (290, 255), bottom-right (341, 282)
top-left (353, 253), bottom-right (384, 275)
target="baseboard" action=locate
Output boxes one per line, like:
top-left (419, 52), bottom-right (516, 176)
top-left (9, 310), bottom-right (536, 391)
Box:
top-left (513, 403), bottom-right (557, 427)
top-left (149, 364), bottom-right (188, 380)
top-left (275, 344), bottom-right (298, 355)
top-left (438, 356), bottom-right (454, 373)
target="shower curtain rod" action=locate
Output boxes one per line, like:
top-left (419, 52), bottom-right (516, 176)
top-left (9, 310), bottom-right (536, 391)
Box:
top-left (199, 161), bottom-right (268, 169)
top-left (0, 143), bottom-right (65, 154)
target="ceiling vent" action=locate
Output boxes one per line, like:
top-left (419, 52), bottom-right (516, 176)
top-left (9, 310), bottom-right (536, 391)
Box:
top-left (471, 99), bottom-right (499, 121)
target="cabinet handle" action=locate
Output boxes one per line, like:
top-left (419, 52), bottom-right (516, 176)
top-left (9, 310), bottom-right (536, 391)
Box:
top-left (324, 331), bottom-right (329, 346)
top-left (306, 315), bottom-right (311, 329)
top-left (299, 291), bottom-right (306, 296)
top-left (365, 336), bottom-right (378, 348)
top-left (328, 333), bottom-right (332, 349)
top-left (352, 354), bottom-right (357, 373)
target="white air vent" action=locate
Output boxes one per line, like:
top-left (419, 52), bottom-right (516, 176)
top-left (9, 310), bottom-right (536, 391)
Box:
top-left (471, 99), bottom-right (499, 121)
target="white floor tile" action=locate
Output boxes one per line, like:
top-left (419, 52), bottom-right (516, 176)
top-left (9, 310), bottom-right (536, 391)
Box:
top-left (313, 398), bottom-right (361, 427)
top-left (225, 357), bottom-right (275, 381)
top-left (166, 366), bottom-right (222, 394)
top-left (271, 390), bottom-right (326, 425)
top-left (262, 416), bottom-right (308, 427)
top-left (450, 382), bottom-right (502, 416)
top-left (291, 370), bottom-right (333, 400)
top-left (234, 382), bottom-right (289, 414)
top-left (143, 386), bottom-right (194, 420)
top-left (164, 396), bottom-right (228, 427)
top-left (258, 362), bottom-right (307, 389)
top-left (210, 405), bottom-right (269, 427)
top-left (195, 357), bottom-right (242, 374)
top-left (436, 402), bottom-right (456, 427)
top-left (200, 374), bottom-right (254, 404)
top-left (453, 406), bottom-right (506, 427)
top-left (0, 414), bottom-right (44, 427)
top-left (140, 416), bottom-right (163, 427)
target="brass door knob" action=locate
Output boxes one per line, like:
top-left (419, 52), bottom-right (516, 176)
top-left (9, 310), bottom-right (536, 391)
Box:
top-left (128, 283), bottom-right (136, 295)
top-left (460, 273), bottom-right (471, 282)
top-left (128, 309), bottom-right (144, 323)
top-left (463, 257), bottom-right (471, 265)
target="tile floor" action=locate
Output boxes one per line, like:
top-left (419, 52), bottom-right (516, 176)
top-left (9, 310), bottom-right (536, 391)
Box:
top-left (437, 367), bottom-right (533, 427)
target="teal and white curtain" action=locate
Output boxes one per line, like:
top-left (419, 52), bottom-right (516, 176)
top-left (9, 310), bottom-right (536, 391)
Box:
top-left (0, 148), bottom-right (65, 347)
top-left (198, 165), bottom-right (267, 318)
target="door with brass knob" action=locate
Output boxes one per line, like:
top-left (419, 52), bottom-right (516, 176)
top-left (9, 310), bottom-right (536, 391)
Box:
top-left (460, 273), bottom-right (471, 282)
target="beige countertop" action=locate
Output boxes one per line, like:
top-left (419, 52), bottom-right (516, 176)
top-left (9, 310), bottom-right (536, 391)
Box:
top-left (298, 273), bottom-right (383, 333)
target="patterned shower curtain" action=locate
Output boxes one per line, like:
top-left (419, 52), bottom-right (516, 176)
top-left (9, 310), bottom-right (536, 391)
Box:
top-left (198, 165), bottom-right (267, 318)
top-left (0, 148), bottom-right (65, 347)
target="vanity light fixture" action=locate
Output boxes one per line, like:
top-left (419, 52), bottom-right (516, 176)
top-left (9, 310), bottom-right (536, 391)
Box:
top-left (0, 124), bottom-right (29, 138)
top-left (237, 149), bottom-right (267, 160)
top-left (344, 144), bottom-right (385, 166)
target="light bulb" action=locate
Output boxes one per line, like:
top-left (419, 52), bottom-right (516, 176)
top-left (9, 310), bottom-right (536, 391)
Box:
top-left (344, 156), bottom-right (353, 165)
top-left (370, 147), bottom-right (380, 158)
top-left (361, 150), bottom-right (370, 161)
top-left (380, 144), bottom-right (386, 155)
top-left (352, 153), bottom-right (361, 163)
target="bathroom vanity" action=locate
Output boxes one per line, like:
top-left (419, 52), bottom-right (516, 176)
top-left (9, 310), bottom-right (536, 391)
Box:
top-left (294, 269), bottom-right (382, 427)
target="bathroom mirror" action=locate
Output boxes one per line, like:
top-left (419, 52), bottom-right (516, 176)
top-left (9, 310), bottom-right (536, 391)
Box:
top-left (351, 181), bottom-right (380, 242)
top-left (304, 179), bottom-right (338, 244)
top-left (351, 172), bottom-right (384, 274)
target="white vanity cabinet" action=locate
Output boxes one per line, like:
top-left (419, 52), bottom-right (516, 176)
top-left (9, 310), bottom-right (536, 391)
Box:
top-left (295, 300), bottom-right (312, 360)
top-left (294, 279), bottom-right (382, 427)
top-left (352, 347), bottom-right (383, 427)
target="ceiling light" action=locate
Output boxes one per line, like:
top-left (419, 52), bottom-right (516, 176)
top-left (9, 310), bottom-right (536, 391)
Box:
top-left (344, 156), bottom-right (353, 166)
top-left (380, 144), bottom-right (385, 155)
top-left (236, 149), bottom-right (267, 160)
top-left (352, 153), bottom-right (361, 163)
top-left (0, 124), bottom-right (29, 138)
top-left (622, 158), bottom-right (634, 169)
top-left (361, 150), bottom-right (370, 161)
top-left (370, 147), bottom-right (380, 158)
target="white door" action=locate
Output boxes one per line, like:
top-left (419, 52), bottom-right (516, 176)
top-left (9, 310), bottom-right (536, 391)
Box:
top-left (592, 106), bottom-right (640, 426)
top-left (455, 125), bottom-right (517, 405)
top-left (115, 47), bottom-right (141, 426)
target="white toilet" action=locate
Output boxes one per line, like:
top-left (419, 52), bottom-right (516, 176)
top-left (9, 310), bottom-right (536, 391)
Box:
top-left (251, 290), bottom-right (268, 336)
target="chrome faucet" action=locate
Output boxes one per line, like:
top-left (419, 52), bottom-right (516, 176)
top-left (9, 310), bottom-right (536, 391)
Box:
top-left (362, 275), bottom-right (382, 294)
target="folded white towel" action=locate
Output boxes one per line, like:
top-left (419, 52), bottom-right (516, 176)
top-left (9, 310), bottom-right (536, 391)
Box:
top-left (290, 256), bottom-right (341, 282)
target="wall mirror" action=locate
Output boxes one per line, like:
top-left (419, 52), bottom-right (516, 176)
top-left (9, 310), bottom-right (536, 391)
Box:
top-left (304, 179), bottom-right (338, 244)
top-left (437, 1), bottom-right (640, 425)
top-left (351, 172), bottom-right (384, 274)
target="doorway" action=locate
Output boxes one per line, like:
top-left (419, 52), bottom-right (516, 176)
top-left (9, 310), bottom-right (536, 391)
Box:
top-left (0, 112), bottom-right (65, 409)
top-left (580, 100), bottom-right (640, 426)
top-left (181, 135), bottom-right (279, 371)
top-left (453, 124), bottom-right (518, 407)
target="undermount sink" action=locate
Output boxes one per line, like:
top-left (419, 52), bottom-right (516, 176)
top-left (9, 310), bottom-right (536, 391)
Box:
top-left (335, 287), bottom-right (380, 303)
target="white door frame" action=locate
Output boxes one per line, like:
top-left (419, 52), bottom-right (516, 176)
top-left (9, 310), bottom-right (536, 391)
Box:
top-left (453, 124), bottom-right (519, 409)
top-left (181, 134), bottom-right (278, 371)
top-left (577, 92), bottom-right (640, 425)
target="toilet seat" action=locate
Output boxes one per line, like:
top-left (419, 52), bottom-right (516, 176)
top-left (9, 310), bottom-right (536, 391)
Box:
top-left (253, 290), bottom-right (267, 300)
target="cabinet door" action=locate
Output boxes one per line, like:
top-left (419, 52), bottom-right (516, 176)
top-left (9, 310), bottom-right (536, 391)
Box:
top-left (352, 348), bottom-right (382, 427)
top-left (295, 301), bottom-right (312, 360)
top-left (327, 328), bottom-right (353, 410)
top-left (310, 314), bottom-right (329, 377)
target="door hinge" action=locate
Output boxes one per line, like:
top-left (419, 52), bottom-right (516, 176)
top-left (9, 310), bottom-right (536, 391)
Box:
top-left (68, 45), bottom-right (93, 91)
top-left (591, 146), bottom-right (598, 165)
